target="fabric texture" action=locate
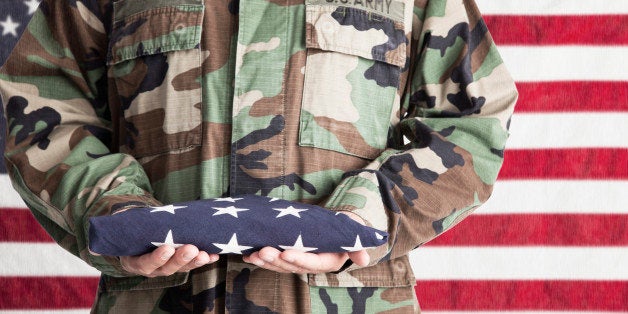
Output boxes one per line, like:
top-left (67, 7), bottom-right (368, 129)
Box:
top-left (89, 195), bottom-right (388, 256)
top-left (2, 0), bottom-right (627, 313)
top-left (0, 0), bottom-right (517, 312)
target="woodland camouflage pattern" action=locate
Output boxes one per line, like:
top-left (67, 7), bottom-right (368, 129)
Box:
top-left (0, 0), bottom-right (517, 312)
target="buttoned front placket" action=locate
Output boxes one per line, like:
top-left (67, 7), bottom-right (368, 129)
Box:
top-left (227, 0), bottom-right (291, 311)
top-left (230, 0), bottom-right (291, 198)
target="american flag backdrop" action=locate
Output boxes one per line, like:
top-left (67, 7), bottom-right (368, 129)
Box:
top-left (1, 0), bottom-right (627, 312)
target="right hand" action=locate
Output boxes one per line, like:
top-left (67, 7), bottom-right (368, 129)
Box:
top-left (120, 245), bottom-right (219, 278)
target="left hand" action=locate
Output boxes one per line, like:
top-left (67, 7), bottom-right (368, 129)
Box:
top-left (242, 212), bottom-right (370, 274)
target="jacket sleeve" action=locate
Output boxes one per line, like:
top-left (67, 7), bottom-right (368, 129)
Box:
top-left (323, 0), bottom-right (518, 268)
top-left (0, 0), bottom-right (161, 277)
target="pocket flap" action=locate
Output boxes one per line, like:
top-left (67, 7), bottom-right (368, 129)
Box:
top-left (108, 0), bottom-right (204, 65)
top-left (305, 1), bottom-right (407, 67)
top-left (308, 256), bottom-right (416, 287)
top-left (100, 272), bottom-right (189, 292)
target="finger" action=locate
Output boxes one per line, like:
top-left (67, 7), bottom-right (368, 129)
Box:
top-left (257, 247), bottom-right (304, 273)
top-left (207, 253), bottom-right (220, 264)
top-left (155, 245), bottom-right (199, 276)
top-left (124, 245), bottom-right (175, 276)
top-left (348, 250), bottom-right (370, 267)
top-left (281, 250), bottom-right (348, 273)
top-left (243, 252), bottom-right (266, 267)
top-left (243, 251), bottom-right (290, 273)
top-left (178, 251), bottom-right (215, 272)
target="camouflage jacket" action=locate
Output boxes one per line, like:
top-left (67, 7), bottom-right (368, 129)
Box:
top-left (0, 0), bottom-right (517, 312)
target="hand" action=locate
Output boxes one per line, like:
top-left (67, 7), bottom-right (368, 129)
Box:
top-left (242, 247), bottom-right (369, 274)
top-left (120, 244), bottom-right (219, 278)
top-left (242, 212), bottom-right (370, 274)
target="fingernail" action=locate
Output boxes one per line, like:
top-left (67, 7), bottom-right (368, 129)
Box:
top-left (253, 259), bottom-right (265, 267)
top-left (261, 254), bottom-right (274, 263)
top-left (283, 255), bottom-right (295, 263)
top-left (195, 259), bottom-right (205, 266)
top-left (182, 253), bottom-right (194, 262)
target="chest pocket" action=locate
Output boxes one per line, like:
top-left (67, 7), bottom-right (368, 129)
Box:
top-left (107, 0), bottom-right (205, 158)
top-left (300, 1), bottom-right (409, 160)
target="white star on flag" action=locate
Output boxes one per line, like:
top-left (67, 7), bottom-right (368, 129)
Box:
top-left (213, 233), bottom-right (252, 254)
top-left (24, 0), bottom-right (40, 15)
top-left (273, 206), bottom-right (307, 218)
top-left (279, 234), bottom-right (317, 252)
top-left (213, 197), bottom-right (243, 202)
top-left (341, 235), bottom-right (366, 252)
top-left (212, 206), bottom-right (249, 218)
top-left (0, 15), bottom-right (20, 37)
top-left (151, 230), bottom-right (184, 248)
top-left (150, 205), bottom-right (186, 214)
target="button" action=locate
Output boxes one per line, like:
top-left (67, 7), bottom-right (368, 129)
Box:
top-left (394, 260), bottom-right (406, 272)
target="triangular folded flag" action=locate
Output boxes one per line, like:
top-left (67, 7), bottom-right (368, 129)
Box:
top-left (88, 195), bottom-right (388, 256)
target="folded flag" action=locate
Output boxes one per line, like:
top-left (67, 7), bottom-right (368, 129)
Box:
top-left (88, 195), bottom-right (388, 256)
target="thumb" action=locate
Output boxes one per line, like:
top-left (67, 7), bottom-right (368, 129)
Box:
top-left (348, 250), bottom-right (370, 267)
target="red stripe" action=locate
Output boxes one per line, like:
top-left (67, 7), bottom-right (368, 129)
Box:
top-left (485, 15), bottom-right (628, 45)
top-left (0, 277), bottom-right (98, 309)
top-left (0, 209), bottom-right (53, 242)
top-left (515, 82), bottom-right (628, 113)
top-left (427, 214), bottom-right (628, 246)
top-left (416, 280), bottom-right (628, 311)
top-left (501, 149), bottom-right (628, 180)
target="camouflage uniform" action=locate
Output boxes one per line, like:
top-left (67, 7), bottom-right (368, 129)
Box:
top-left (0, 0), bottom-right (517, 312)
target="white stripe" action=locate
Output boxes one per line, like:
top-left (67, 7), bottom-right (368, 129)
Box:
top-left (480, 180), bottom-right (628, 215)
top-left (499, 46), bottom-right (628, 82)
top-left (410, 247), bottom-right (628, 280)
top-left (476, 0), bottom-right (628, 15)
top-left (0, 243), bottom-right (100, 277)
top-left (0, 174), bottom-right (26, 208)
top-left (5, 244), bottom-right (627, 280)
top-left (506, 113), bottom-right (628, 149)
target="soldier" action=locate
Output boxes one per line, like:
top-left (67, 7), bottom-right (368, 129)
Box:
top-left (0, 0), bottom-right (517, 313)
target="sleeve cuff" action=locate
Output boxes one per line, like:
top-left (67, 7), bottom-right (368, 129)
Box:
top-left (322, 171), bottom-right (393, 270)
